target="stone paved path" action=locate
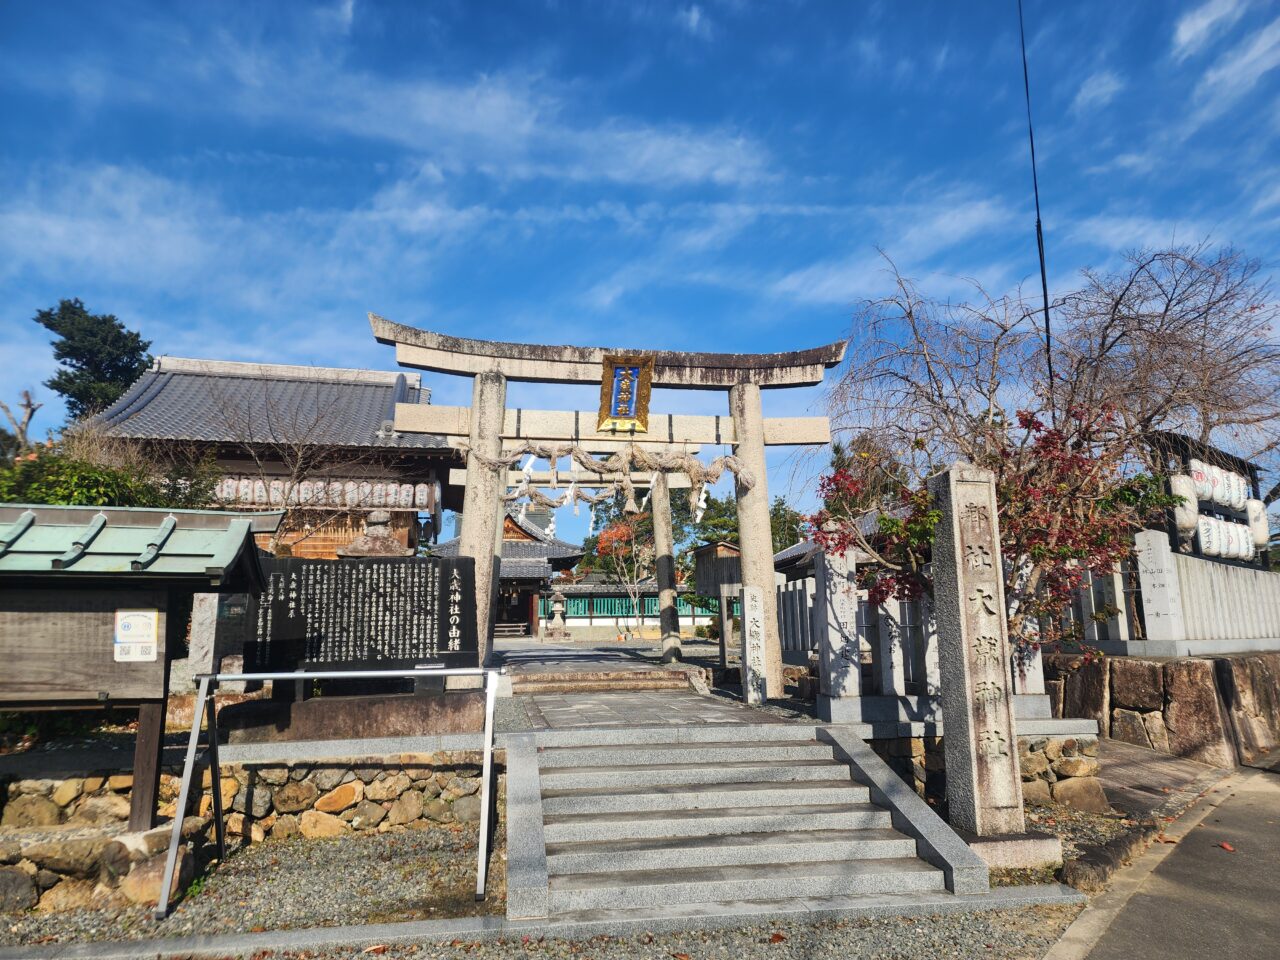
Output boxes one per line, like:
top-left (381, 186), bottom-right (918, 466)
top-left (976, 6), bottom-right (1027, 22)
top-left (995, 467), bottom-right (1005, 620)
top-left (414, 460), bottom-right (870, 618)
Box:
top-left (1096, 739), bottom-right (1230, 820)
top-left (521, 689), bottom-right (790, 729)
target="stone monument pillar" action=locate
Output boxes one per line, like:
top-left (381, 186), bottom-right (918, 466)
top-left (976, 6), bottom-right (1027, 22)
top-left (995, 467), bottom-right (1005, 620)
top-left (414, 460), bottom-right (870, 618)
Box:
top-left (1134, 530), bottom-right (1185, 653)
top-left (929, 463), bottom-right (1025, 836)
top-left (651, 472), bottom-right (682, 662)
top-left (739, 585), bottom-right (767, 704)
top-left (813, 548), bottom-right (863, 721)
top-left (459, 371), bottom-right (507, 665)
top-left (730, 382), bottom-right (782, 698)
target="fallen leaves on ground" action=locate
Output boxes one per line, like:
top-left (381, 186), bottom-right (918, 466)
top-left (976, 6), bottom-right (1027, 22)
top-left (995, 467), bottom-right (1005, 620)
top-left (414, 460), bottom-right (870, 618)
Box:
top-left (362, 946), bottom-right (389, 955)
top-left (1218, 841), bottom-right (1236, 852)
top-left (770, 932), bottom-right (788, 943)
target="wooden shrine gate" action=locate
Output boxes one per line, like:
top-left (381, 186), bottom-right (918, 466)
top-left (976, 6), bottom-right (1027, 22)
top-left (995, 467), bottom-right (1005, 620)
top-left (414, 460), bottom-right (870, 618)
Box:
top-left (370, 314), bottom-right (845, 696)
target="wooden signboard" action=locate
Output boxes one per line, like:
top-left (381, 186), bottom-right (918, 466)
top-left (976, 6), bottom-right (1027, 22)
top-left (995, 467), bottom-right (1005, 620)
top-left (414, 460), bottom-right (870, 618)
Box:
top-left (0, 588), bottom-right (173, 705)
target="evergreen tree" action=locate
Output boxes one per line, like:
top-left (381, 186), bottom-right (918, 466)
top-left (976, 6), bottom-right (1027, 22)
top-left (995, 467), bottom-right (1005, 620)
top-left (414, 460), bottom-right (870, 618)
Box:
top-left (769, 495), bottom-right (805, 553)
top-left (34, 299), bottom-right (152, 420)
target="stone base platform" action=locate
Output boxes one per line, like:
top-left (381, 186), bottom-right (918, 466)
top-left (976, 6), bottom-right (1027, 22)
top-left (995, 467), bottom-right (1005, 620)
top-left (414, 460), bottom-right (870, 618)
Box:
top-left (219, 692), bottom-right (484, 744)
top-left (957, 829), bottom-right (1064, 870)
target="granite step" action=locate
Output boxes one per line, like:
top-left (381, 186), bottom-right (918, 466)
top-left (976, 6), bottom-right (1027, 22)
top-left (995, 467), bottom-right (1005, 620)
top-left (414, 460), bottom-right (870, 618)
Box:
top-left (547, 857), bottom-right (945, 912)
top-left (539, 758), bottom-right (849, 789)
top-left (542, 801), bottom-right (893, 843)
top-left (538, 739), bottom-right (835, 768)
top-left (545, 827), bottom-right (919, 874)
top-left (541, 779), bottom-right (870, 815)
top-left (513, 679), bottom-right (691, 694)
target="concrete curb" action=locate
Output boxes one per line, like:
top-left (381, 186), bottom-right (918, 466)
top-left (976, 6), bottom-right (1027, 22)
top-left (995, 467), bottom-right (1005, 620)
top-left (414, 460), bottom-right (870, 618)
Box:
top-left (0, 884), bottom-right (1084, 960)
top-left (818, 726), bottom-right (990, 895)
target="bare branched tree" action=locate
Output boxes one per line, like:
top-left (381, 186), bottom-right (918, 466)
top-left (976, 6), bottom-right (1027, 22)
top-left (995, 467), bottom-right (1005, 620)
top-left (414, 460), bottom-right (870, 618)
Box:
top-left (0, 391), bottom-right (42, 453)
top-left (820, 244), bottom-right (1280, 643)
top-left (210, 379), bottom-right (388, 553)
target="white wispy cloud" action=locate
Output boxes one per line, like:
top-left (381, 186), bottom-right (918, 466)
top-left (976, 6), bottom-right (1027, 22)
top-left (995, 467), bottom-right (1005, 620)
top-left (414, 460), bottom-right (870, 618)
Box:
top-left (5, 23), bottom-right (767, 189)
top-left (1070, 69), bottom-right (1124, 116)
top-left (1187, 15), bottom-right (1280, 132)
top-left (1172, 0), bottom-right (1247, 62)
top-left (770, 195), bottom-right (1016, 306)
top-left (676, 5), bottom-right (714, 41)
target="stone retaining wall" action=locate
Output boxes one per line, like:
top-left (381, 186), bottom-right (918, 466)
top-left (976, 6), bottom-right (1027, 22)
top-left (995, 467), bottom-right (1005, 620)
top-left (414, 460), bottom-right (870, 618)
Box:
top-left (869, 734), bottom-right (1108, 814)
top-left (0, 752), bottom-right (503, 913)
top-left (1046, 652), bottom-right (1280, 767)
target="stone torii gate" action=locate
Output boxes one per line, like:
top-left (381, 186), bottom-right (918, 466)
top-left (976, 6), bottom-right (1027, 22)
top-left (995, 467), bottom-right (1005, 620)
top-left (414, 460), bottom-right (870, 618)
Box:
top-left (370, 314), bottom-right (844, 695)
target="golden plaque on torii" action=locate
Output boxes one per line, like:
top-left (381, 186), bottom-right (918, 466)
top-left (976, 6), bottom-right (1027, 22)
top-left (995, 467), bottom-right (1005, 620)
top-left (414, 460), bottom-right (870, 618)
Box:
top-left (597, 354), bottom-right (654, 433)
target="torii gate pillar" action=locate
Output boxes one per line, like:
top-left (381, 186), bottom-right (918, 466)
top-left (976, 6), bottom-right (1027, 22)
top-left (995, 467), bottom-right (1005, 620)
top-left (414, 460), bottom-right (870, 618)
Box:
top-left (651, 472), bottom-right (682, 662)
top-left (459, 370), bottom-right (507, 665)
top-left (730, 382), bottom-right (782, 697)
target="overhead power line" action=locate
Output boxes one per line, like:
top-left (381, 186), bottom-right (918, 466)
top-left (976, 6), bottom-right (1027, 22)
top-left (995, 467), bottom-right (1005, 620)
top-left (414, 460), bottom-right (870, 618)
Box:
top-left (1016, 0), bottom-right (1056, 421)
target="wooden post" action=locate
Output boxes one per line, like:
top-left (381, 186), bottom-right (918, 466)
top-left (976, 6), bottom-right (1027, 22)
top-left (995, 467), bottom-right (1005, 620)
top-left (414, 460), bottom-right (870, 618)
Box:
top-left (652, 473), bottom-right (682, 662)
top-left (729, 382), bottom-right (782, 698)
top-left (459, 371), bottom-right (507, 665)
top-left (130, 598), bottom-right (176, 831)
top-left (717, 584), bottom-right (735, 668)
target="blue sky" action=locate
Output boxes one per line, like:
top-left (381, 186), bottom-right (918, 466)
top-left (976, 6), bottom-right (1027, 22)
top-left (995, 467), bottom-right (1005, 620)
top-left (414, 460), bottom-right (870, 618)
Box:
top-left (3, 1), bottom-right (1279, 541)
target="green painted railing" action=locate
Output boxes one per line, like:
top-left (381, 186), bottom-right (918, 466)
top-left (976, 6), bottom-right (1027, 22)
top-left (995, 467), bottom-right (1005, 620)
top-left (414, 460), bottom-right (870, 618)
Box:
top-left (538, 594), bottom-right (740, 618)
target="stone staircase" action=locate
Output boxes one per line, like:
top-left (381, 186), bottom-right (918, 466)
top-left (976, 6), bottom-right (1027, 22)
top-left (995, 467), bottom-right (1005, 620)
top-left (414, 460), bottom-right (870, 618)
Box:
top-left (510, 670), bottom-right (692, 696)
top-left (512, 727), bottom-right (978, 920)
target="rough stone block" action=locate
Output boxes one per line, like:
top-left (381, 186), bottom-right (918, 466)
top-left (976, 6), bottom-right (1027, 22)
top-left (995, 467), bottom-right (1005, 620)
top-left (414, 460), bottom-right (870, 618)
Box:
top-left (386, 789), bottom-right (423, 826)
top-left (1142, 712), bottom-right (1171, 753)
top-left (1021, 779), bottom-right (1052, 805)
top-left (1019, 752), bottom-right (1051, 781)
top-left (69, 793), bottom-right (130, 826)
top-left (1051, 776), bottom-right (1111, 813)
top-left (1052, 756), bottom-right (1100, 778)
top-left (298, 810), bottom-right (349, 838)
top-left (349, 801), bottom-right (387, 830)
top-left (0, 866), bottom-right (37, 912)
top-left (1062, 659), bottom-right (1109, 728)
top-left (452, 794), bottom-right (482, 823)
top-left (1215, 655), bottom-right (1280, 764)
top-left (119, 849), bottom-right (191, 906)
top-left (271, 814), bottom-right (299, 839)
top-left (233, 783), bottom-right (272, 818)
top-left (50, 780), bottom-right (83, 808)
top-left (23, 837), bottom-right (109, 879)
top-left (271, 780), bottom-right (319, 814)
top-left (107, 775), bottom-right (133, 793)
top-left (1163, 659), bottom-right (1236, 767)
top-left (36, 878), bottom-right (96, 912)
top-left (1110, 708), bottom-right (1153, 748)
top-left (365, 773), bottom-right (410, 802)
top-left (1109, 658), bottom-right (1164, 713)
top-left (315, 781), bottom-right (363, 813)
top-left (1, 795), bottom-right (60, 828)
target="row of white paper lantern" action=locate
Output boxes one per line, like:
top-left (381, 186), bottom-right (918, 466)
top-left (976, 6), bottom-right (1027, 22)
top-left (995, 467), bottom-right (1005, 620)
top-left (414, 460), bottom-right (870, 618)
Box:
top-left (1188, 458), bottom-right (1249, 511)
top-left (1169, 474), bottom-right (1270, 548)
top-left (1197, 516), bottom-right (1258, 561)
top-left (216, 476), bottom-right (436, 509)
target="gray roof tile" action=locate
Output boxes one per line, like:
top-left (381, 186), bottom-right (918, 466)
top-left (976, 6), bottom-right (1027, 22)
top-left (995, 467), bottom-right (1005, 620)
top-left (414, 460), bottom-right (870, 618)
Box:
top-left (94, 357), bottom-right (450, 451)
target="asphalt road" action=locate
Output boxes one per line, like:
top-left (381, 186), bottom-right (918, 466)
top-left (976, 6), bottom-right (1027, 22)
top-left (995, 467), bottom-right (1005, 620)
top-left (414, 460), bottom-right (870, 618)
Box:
top-left (1085, 767), bottom-right (1280, 960)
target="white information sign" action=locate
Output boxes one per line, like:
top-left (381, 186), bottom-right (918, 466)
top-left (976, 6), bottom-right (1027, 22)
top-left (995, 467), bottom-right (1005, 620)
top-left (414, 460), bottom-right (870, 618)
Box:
top-left (114, 609), bottom-right (159, 663)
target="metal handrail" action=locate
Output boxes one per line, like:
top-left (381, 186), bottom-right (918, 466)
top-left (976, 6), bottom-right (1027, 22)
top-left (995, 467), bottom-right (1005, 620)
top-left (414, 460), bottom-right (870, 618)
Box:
top-left (155, 665), bottom-right (502, 919)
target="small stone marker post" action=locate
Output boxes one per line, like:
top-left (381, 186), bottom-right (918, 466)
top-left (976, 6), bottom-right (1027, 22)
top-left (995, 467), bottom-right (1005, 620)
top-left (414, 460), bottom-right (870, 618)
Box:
top-left (813, 548), bottom-right (862, 721)
top-left (929, 463), bottom-right (1025, 836)
top-left (740, 585), bottom-right (767, 704)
